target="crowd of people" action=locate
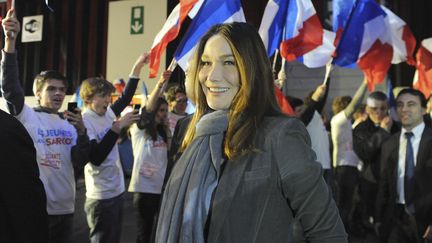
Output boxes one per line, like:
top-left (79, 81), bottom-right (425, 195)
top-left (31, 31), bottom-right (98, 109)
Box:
top-left (1, 8), bottom-right (431, 243)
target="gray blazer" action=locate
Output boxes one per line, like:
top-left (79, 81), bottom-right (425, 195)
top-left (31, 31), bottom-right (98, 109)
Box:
top-left (207, 116), bottom-right (347, 243)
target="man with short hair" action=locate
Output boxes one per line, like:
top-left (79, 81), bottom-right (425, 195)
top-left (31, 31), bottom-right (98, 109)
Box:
top-left (165, 85), bottom-right (188, 134)
top-left (376, 88), bottom-right (432, 242)
top-left (1, 10), bottom-right (89, 243)
top-left (353, 91), bottom-right (400, 228)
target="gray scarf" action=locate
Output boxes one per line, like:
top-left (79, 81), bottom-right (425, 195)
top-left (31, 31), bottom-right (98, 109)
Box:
top-left (156, 110), bottom-right (228, 243)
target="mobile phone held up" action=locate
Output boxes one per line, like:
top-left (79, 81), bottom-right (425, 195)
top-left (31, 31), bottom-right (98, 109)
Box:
top-left (68, 102), bottom-right (78, 113)
top-left (133, 104), bottom-right (141, 111)
top-left (67, 102), bottom-right (77, 121)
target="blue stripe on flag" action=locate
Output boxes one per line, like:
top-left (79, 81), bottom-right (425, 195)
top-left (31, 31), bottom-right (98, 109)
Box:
top-left (284, 0), bottom-right (298, 40)
top-left (333, 0), bottom-right (387, 67)
top-left (174, 0), bottom-right (244, 61)
top-left (266, 0), bottom-right (289, 57)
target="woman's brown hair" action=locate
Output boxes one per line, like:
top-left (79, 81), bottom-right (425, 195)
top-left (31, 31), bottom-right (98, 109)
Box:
top-left (181, 22), bottom-right (282, 159)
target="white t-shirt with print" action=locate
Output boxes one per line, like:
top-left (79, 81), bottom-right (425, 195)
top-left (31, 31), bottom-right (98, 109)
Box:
top-left (82, 107), bottom-right (125, 200)
top-left (167, 111), bottom-right (186, 135)
top-left (16, 104), bottom-right (77, 215)
top-left (307, 111), bottom-right (331, 169)
top-left (128, 124), bottom-right (168, 194)
top-left (330, 111), bottom-right (360, 168)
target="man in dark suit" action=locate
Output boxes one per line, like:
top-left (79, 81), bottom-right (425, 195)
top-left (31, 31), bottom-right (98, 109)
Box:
top-left (353, 91), bottom-right (400, 229)
top-left (377, 88), bottom-right (432, 243)
top-left (0, 109), bottom-right (48, 243)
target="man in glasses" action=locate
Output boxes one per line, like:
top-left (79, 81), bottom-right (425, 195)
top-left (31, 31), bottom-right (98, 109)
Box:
top-left (353, 91), bottom-right (400, 233)
top-left (1, 9), bottom-right (89, 243)
top-left (165, 85), bottom-right (188, 134)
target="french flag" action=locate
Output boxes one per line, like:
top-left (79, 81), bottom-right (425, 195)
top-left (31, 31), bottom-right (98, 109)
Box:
top-left (279, 0), bottom-right (324, 63)
top-left (413, 38), bottom-right (432, 99)
top-left (148, 0), bottom-right (200, 78)
top-left (258, 0), bottom-right (289, 57)
top-left (300, 30), bottom-right (336, 68)
top-left (174, 0), bottom-right (246, 70)
top-left (381, 6), bottom-right (416, 66)
top-left (333, 0), bottom-right (393, 91)
top-left (332, 0), bottom-right (355, 47)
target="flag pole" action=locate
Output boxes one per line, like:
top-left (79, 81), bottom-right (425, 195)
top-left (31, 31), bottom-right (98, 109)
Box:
top-left (272, 49), bottom-right (279, 75)
top-left (168, 58), bottom-right (177, 72)
top-left (323, 59), bottom-right (333, 85)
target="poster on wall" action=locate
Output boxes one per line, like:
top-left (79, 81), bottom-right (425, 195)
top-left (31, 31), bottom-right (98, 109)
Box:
top-left (21, 15), bottom-right (43, 42)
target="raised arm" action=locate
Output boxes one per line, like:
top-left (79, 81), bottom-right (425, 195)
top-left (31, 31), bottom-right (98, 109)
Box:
top-left (111, 53), bottom-right (150, 116)
top-left (316, 78), bottom-right (331, 113)
top-left (145, 70), bottom-right (172, 112)
top-left (0, 9), bottom-right (24, 115)
top-left (344, 80), bottom-right (367, 119)
top-left (300, 83), bottom-right (329, 125)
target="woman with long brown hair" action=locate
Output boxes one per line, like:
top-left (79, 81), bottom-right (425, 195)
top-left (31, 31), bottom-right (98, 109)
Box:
top-left (156, 22), bottom-right (346, 243)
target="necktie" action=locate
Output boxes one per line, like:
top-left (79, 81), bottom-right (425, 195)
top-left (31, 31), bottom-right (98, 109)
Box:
top-left (404, 132), bottom-right (415, 213)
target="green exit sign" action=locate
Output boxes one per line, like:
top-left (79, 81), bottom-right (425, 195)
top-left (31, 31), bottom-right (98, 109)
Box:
top-left (131, 6), bottom-right (144, 35)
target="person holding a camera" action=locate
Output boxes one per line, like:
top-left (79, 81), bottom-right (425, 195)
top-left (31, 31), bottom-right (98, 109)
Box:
top-left (79, 53), bottom-right (150, 243)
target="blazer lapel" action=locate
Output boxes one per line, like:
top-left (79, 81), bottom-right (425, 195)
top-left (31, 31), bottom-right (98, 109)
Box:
top-left (207, 153), bottom-right (250, 241)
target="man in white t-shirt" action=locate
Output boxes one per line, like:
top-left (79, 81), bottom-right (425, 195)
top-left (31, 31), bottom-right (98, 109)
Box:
top-left (1, 10), bottom-right (90, 243)
top-left (80, 53), bottom-right (149, 243)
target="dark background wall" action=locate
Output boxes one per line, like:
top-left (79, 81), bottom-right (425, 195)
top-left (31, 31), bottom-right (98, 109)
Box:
top-left (0, 0), bottom-right (430, 95)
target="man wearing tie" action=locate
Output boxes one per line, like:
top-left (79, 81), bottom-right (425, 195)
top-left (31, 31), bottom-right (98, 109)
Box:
top-left (377, 88), bottom-right (432, 242)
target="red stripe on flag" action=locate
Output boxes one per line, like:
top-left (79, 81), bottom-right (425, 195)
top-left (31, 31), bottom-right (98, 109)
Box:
top-left (332, 27), bottom-right (344, 58)
top-left (274, 86), bottom-right (295, 115)
top-left (414, 44), bottom-right (432, 98)
top-left (6, 0), bottom-right (12, 9)
top-left (149, 26), bottom-right (181, 78)
top-left (280, 14), bottom-right (323, 61)
top-left (402, 25), bottom-right (416, 66)
top-left (149, 0), bottom-right (198, 78)
top-left (357, 40), bottom-right (393, 91)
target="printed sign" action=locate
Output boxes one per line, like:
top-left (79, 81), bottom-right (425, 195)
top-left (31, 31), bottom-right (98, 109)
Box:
top-left (21, 15), bottom-right (43, 42)
top-left (131, 6), bottom-right (144, 34)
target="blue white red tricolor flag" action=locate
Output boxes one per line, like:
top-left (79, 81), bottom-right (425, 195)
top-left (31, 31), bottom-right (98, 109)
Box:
top-left (381, 6), bottom-right (416, 66)
top-left (413, 38), bottom-right (432, 99)
top-left (148, 0), bottom-right (200, 78)
top-left (279, 0), bottom-right (325, 65)
top-left (259, 0), bottom-right (335, 68)
top-left (258, 0), bottom-right (289, 57)
top-left (332, 0), bottom-right (393, 91)
top-left (174, 0), bottom-right (246, 70)
top-left (332, 0), bottom-right (355, 46)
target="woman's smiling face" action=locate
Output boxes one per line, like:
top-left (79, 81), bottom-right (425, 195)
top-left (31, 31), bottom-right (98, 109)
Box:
top-left (198, 34), bottom-right (240, 110)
